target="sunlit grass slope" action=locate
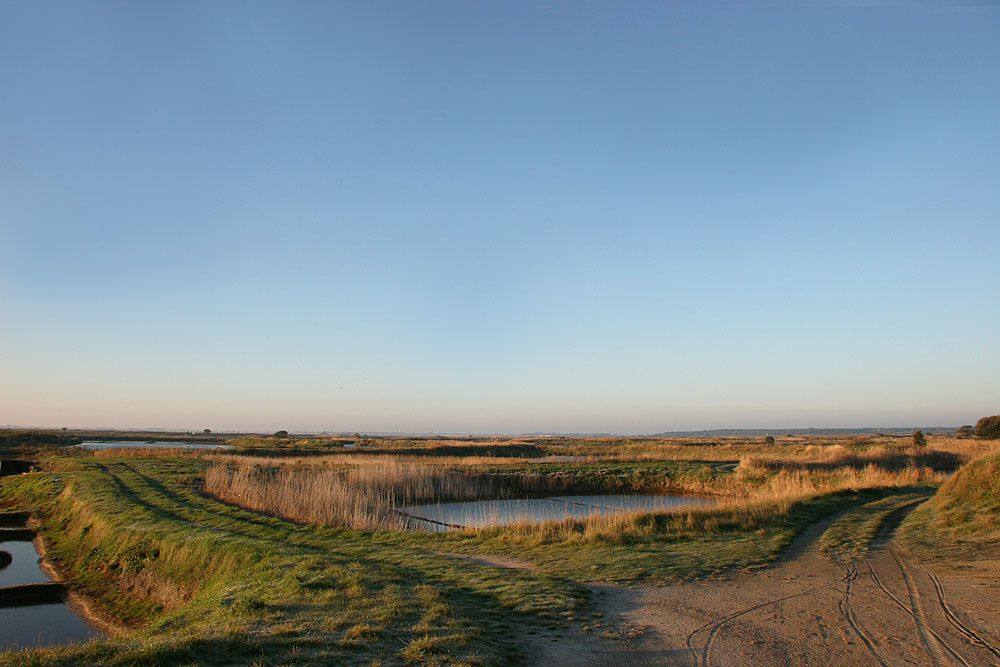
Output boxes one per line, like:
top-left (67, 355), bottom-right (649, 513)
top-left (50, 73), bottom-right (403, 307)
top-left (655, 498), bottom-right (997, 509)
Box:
top-left (901, 450), bottom-right (1000, 559)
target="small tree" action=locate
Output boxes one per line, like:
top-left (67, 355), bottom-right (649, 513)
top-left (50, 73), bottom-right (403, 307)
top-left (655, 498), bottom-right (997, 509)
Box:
top-left (274, 430), bottom-right (289, 438)
top-left (912, 430), bottom-right (927, 448)
top-left (203, 428), bottom-right (211, 434)
top-left (764, 435), bottom-right (775, 445)
top-left (956, 425), bottom-right (974, 439)
top-left (975, 415), bottom-right (1000, 440)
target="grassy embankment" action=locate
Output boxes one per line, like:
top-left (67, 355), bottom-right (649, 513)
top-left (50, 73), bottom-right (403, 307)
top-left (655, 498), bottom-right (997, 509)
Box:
top-left (1, 456), bottom-right (588, 666)
top-left (900, 449), bottom-right (1000, 560)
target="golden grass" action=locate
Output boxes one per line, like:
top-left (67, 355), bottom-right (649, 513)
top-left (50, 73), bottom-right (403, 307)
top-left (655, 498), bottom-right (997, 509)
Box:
top-left (202, 441), bottom-right (955, 535)
top-left (203, 458), bottom-right (583, 530)
top-left (900, 448), bottom-right (1000, 557)
top-left (554, 434), bottom-right (991, 465)
top-left (205, 453), bottom-right (552, 469)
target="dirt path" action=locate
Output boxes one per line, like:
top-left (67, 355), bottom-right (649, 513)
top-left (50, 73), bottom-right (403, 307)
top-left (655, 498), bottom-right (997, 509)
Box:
top-left (527, 508), bottom-right (1000, 666)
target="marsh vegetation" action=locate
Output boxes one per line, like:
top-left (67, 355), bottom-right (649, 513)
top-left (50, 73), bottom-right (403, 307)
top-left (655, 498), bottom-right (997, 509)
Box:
top-left (0, 431), bottom-right (995, 665)
top-left (202, 456), bottom-right (718, 531)
top-left (200, 438), bottom-right (962, 537)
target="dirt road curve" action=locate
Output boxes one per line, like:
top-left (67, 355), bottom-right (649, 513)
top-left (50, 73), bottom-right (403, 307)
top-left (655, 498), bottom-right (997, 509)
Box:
top-left (530, 509), bottom-right (1000, 666)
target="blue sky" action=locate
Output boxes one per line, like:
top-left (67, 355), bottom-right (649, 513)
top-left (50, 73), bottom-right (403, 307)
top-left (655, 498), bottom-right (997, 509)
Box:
top-left (2, 2), bottom-right (998, 433)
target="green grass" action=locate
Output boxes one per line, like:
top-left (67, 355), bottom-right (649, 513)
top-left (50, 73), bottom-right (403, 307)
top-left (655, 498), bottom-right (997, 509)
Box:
top-left (1, 457), bottom-right (585, 665)
top-left (447, 487), bottom-right (927, 583)
top-left (0, 453), bottom-right (935, 665)
top-left (900, 450), bottom-right (1000, 560)
top-left (819, 491), bottom-right (933, 562)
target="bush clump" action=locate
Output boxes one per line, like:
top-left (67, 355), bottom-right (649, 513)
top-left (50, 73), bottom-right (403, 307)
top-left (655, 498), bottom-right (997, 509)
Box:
top-left (975, 415), bottom-right (1000, 440)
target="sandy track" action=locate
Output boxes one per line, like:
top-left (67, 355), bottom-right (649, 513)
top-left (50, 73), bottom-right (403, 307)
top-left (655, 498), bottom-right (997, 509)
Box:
top-left (528, 508), bottom-right (1000, 666)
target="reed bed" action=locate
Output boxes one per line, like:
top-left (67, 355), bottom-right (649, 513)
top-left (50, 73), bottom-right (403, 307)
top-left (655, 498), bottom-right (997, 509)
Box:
top-left (203, 458), bottom-right (588, 530)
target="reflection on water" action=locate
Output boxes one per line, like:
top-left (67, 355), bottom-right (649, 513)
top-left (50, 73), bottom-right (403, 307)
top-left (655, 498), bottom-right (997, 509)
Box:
top-left (0, 541), bottom-right (48, 587)
top-left (0, 539), bottom-right (101, 651)
top-left (76, 441), bottom-right (231, 450)
top-left (403, 494), bottom-right (709, 531)
top-left (0, 603), bottom-right (98, 650)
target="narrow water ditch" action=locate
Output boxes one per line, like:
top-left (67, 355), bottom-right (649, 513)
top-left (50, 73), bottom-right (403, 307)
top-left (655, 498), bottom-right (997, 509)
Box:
top-left (0, 513), bottom-right (101, 651)
top-left (75, 440), bottom-right (231, 451)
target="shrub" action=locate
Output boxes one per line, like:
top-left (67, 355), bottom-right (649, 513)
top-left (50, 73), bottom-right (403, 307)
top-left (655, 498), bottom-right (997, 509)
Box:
top-left (956, 425), bottom-right (975, 439)
top-left (912, 430), bottom-right (927, 448)
top-left (274, 430), bottom-right (289, 438)
top-left (764, 436), bottom-right (775, 445)
top-left (975, 415), bottom-right (1000, 440)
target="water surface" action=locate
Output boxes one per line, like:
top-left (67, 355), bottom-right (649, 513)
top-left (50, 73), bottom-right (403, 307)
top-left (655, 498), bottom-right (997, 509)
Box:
top-left (0, 603), bottom-right (99, 650)
top-left (0, 539), bottom-right (101, 651)
top-left (403, 494), bottom-right (709, 531)
top-left (0, 540), bottom-right (49, 587)
top-left (76, 440), bottom-right (231, 450)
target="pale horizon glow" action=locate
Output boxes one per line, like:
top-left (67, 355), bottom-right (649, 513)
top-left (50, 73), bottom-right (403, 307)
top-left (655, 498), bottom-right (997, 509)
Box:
top-left (2, 3), bottom-right (998, 434)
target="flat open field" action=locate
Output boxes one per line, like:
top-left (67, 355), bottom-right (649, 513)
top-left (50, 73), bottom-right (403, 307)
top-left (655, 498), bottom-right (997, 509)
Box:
top-left (0, 431), bottom-right (997, 665)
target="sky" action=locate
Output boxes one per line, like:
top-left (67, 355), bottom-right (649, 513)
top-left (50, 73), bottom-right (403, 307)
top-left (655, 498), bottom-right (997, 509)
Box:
top-left (1, 2), bottom-right (998, 434)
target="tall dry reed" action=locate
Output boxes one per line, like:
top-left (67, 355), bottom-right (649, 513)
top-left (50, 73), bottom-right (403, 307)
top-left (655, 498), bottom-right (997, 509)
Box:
top-left (203, 458), bottom-right (583, 530)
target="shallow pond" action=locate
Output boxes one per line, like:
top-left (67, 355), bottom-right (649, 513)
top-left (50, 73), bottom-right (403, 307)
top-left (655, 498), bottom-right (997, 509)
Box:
top-left (402, 494), bottom-right (709, 531)
top-left (76, 440), bottom-right (231, 450)
top-left (0, 539), bottom-right (100, 651)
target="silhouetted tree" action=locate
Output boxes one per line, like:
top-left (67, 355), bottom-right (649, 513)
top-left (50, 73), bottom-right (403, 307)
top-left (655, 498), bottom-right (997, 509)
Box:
top-left (274, 430), bottom-right (289, 438)
top-left (203, 428), bottom-right (211, 434)
top-left (975, 415), bottom-right (1000, 440)
top-left (956, 425), bottom-right (975, 439)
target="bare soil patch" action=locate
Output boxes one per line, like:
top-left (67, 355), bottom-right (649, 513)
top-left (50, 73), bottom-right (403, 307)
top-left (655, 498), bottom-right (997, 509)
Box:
top-left (529, 505), bottom-right (1000, 666)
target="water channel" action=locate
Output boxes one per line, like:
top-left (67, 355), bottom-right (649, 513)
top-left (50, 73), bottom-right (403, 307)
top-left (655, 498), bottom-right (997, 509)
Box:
top-left (0, 535), bottom-right (100, 650)
top-left (76, 440), bottom-right (231, 451)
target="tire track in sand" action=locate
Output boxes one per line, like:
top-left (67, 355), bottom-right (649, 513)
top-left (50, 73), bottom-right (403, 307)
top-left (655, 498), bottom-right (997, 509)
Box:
top-left (889, 548), bottom-right (952, 667)
top-left (926, 569), bottom-right (1000, 661)
top-left (865, 558), bottom-right (970, 667)
top-left (839, 560), bottom-right (890, 667)
top-left (687, 582), bottom-right (836, 667)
